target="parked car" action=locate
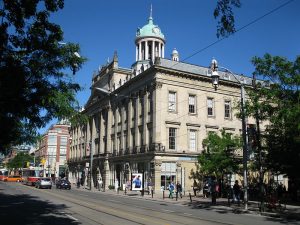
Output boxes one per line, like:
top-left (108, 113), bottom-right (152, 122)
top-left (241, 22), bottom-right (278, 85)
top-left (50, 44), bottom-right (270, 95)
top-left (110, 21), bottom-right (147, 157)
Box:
top-left (35, 177), bottom-right (52, 189)
top-left (4, 175), bottom-right (23, 182)
top-left (56, 179), bottom-right (71, 190)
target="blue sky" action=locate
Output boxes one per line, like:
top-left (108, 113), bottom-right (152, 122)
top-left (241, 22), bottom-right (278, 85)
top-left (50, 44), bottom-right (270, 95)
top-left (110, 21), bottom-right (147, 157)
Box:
top-left (40, 0), bottom-right (300, 133)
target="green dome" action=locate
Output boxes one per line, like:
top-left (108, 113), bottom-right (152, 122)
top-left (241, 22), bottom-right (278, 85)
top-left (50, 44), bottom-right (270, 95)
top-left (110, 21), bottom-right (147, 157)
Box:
top-left (136, 16), bottom-right (165, 40)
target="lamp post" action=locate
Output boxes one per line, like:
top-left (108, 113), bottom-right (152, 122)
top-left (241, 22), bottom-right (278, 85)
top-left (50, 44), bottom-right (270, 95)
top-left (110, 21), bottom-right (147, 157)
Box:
top-left (210, 58), bottom-right (249, 210)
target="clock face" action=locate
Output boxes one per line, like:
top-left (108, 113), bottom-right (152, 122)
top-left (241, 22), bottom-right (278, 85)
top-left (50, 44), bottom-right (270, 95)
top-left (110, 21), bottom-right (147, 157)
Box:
top-left (152, 27), bottom-right (159, 34)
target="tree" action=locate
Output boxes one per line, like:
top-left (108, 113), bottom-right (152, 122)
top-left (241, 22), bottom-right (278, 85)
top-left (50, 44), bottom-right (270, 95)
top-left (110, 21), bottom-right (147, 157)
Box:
top-left (0, 0), bottom-right (86, 153)
top-left (248, 54), bottom-right (300, 180)
top-left (214, 0), bottom-right (241, 38)
top-left (195, 130), bottom-right (241, 182)
top-left (6, 152), bottom-right (33, 170)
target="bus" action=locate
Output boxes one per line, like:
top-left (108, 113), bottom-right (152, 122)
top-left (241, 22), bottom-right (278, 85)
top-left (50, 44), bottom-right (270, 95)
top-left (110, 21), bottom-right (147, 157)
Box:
top-left (0, 168), bottom-right (8, 181)
top-left (22, 167), bottom-right (43, 186)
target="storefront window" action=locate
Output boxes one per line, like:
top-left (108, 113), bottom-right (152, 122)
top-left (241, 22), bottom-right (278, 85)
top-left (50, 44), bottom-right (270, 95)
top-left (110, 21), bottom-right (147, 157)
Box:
top-left (161, 162), bottom-right (176, 190)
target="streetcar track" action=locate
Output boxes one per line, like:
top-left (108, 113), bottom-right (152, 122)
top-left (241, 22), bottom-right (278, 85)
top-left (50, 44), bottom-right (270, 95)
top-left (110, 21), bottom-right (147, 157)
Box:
top-left (21, 183), bottom-right (239, 225)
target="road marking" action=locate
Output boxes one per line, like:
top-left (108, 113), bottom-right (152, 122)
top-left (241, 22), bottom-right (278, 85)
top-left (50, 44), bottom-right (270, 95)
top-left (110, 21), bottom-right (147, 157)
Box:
top-left (66, 214), bottom-right (78, 221)
top-left (162, 209), bottom-right (174, 213)
top-left (108, 199), bottom-right (120, 203)
top-left (183, 213), bottom-right (193, 216)
top-left (78, 194), bottom-right (89, 197)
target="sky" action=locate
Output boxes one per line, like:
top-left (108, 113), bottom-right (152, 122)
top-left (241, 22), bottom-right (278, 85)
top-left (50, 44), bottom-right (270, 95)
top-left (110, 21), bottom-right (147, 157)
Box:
top-left (40, 0), bottom-right (300, 133)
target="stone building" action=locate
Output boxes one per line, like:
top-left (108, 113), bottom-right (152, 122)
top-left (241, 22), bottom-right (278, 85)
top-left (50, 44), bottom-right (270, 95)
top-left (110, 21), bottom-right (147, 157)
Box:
top-left (68, 11), bottom-right (264, 192)
top-left (35, 122), bottom-right (71, 179)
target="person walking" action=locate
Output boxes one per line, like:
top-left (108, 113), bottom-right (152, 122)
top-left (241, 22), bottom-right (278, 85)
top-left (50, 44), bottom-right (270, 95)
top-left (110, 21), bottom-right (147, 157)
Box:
top-left (233, 180), bottom-right (241, 205)
top-left (168, 182), bottom-right (175, 199)
top-left (176, 182), bottom-right (183, 198)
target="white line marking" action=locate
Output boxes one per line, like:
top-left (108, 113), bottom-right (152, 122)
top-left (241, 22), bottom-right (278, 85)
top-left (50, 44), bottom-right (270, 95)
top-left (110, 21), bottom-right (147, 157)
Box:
top-left (66, 214), bottom-right (78, 221)
top-left (183, 213), bottom-right (193, 216)
top-left (78, 194), bottom-right (89, 197)
top-left (163, 209), bottom-right (175, 213)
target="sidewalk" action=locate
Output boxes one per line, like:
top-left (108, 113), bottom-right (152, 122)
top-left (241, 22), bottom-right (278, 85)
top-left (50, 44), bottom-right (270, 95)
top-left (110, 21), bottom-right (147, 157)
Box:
top-left (76, 186), bottom-right (300, 220)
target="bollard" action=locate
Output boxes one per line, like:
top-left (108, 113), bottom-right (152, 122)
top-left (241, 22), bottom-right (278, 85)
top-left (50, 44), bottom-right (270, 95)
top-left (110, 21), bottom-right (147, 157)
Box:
top-left (163, 190), bottom-right (165, 199)
top-left (151, 189), bottom-right (154, 198)
top-left (176, 192), bottom-right (178, 201)
top-left (117, 187), bottom-right (119, 194)
top-left (141, 189), bottom-right (144, 197)
top-left (124, 187), bottom-right (127, 195)
top-left (189, 192), bottom-right (192, 202)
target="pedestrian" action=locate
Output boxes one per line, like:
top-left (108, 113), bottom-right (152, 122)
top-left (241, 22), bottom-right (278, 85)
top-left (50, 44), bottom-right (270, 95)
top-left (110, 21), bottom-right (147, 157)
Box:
top-left (168, 182), bottom-right (175, 199)
top-left (176, 182), bottom-right (182, 198)
top-left (193, 180), bottom-right (198, 197)
top-left (233, 180), bottom-right (241, 205)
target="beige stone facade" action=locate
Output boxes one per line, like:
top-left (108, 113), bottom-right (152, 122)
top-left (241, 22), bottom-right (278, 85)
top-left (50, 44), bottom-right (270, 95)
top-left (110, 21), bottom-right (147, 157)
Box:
top-left (68, 13), bottom-right (267, 193)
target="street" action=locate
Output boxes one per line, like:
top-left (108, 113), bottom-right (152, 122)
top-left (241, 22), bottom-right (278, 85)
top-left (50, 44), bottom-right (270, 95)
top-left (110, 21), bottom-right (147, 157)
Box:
top-left (0, 182), bottom-right (298, 225)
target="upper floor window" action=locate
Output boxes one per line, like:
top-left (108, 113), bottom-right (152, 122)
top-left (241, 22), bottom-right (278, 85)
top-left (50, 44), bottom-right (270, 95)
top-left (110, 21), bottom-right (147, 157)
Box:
top-left (60, 136), bottom-right (68, 146)
top-left (189, 130), bottom-right (197, 151)
top-left (188, 95), bottom-right (196, 114)
top-left (224, 100), bottom-right (231, 119)
top-left (169, 128), bottom-right (176, 150)
top-left (48, 135), bottom-right (57, 145)
top-left (168, 91), bottom-right (176, 112)
top-left (207, 98), bottom-right (214, 116)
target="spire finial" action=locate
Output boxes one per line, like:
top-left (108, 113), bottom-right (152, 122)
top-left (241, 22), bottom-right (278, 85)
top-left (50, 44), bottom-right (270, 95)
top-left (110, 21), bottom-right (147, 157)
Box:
top-left (148, 4), bottom-right (153, 24)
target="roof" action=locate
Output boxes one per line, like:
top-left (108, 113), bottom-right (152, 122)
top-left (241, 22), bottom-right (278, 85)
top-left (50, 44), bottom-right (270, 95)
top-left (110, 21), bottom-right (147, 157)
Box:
top-left (136, 15), bottom-right (165, 40)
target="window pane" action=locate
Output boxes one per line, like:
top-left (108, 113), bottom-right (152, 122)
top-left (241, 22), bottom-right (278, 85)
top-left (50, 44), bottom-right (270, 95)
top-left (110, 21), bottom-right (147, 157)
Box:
top-left (189, 130), bottom-right (196, 151)
top-left (189, 95), bottom-right (195, 113)
top-left (169, 128), bottom-right (176, 150)
top-left (225, 101), bottom-right (231, 118)
top-left (207, 98), bottom-right (214, 116)
top-left (168, 92), bottom-right (176, 111)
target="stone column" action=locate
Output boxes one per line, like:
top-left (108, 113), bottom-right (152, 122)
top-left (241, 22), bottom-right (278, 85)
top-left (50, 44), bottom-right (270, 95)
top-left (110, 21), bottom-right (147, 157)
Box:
top-left (99, 111), bottom-right (104, 155)
top-left (154, 160), bottom-right (162, 192)
top-left (152, 40), bottom-right (155, 62)
top-left (106, 106), bottom-right (112, 155)
top-left (135, 94), bottom-right (139, 149)
top-left (138, 42), bottom-right (142, 61)
top-left (152, 82), bottom-right (163, 144)
top-left (158, 42), bottom-right (161, 58)
top-left (145, 40), bottom-right (149, 60)
top-left (127, 99), bottom-right (132, 153)
top-left (143, 90), bottom-right (148, 148)
top-left (136, 45), bottom-right (138, 61)
top-left (162, 44), bottom-right (165, 58)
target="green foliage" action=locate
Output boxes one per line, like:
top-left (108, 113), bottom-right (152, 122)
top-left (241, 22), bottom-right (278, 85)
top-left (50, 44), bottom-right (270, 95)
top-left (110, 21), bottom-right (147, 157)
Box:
top-left (214, 0), bottom-right (241, 38)
top-left (6, 152), bottom-right (33, 170)
top-left (197, 130), bottom-right (241, 179)
top-left (0, 0), bottom-right (86, 152)
top-left (248, 54), bottom-right (300, 179)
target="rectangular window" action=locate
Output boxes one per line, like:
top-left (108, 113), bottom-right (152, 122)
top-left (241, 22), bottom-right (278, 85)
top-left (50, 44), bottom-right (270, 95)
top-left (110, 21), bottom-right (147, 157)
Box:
top-left (189, 130), bottom-right (196, 151)
top-left (60, 136), bottom-right (68, 146)
top-left (169, 128), bottom-right (176, 150)
top-left (189, 95), bottom-right (196, 113)
top-left (224, 100), bottom-right (231, 118)
top-left (207, 98), bottom-right (214, 116)
top-left (168, 91), bottom-right (176, 112)
top-left (48, 135), bottom-right (57, 145)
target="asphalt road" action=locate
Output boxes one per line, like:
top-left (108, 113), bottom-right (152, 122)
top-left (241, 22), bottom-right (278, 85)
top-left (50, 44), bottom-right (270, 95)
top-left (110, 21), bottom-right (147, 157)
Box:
top-left (0, 182), bottom-right (298, 225)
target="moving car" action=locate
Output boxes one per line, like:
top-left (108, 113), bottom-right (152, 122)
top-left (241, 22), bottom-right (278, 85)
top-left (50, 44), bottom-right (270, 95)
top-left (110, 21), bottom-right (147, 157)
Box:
top-left (56, 179), bottom-right (71, 190)
top-left (35, 177), bottom-right (52, 189)
top-left (4, 175), bottom-right (23, 182)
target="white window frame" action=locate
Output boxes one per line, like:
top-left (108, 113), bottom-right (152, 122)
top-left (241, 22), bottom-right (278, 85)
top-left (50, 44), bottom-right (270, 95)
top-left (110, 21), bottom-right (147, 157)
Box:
top-left (207, 98), bottom-right (214, 116)
top-left (168, 91), bottom-right (176, 112)
top-left (189, 130), bottom-right (197, 151)
top-left (224, 100), bottom-right (231, 119)
top-left (188, 95), bottom-right (196, 114)
top-left (169, 127), bottom-right (176, 150)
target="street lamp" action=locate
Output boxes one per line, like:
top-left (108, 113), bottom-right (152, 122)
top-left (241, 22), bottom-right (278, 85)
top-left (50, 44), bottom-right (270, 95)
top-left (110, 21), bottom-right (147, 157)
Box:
top-left (210, 58), bottom-right (249, 210)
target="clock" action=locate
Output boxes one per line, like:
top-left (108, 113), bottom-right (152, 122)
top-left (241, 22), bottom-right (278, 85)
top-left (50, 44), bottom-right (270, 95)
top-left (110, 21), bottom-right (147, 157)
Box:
top-left (152, 27), bottom-right (159, 34)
